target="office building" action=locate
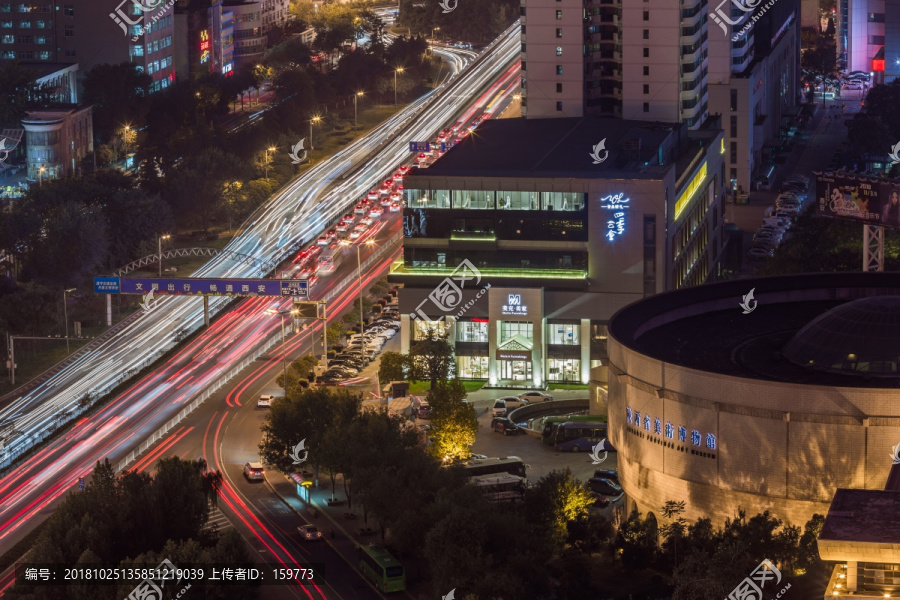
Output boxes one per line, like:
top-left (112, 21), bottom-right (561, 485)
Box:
top-left (175, 0), bottom-right (235, 81)
top-left (21, 105), bottom-right (93, 181)
top-left (226, 0), bottom-right (266, 66)
top-left (390, 116), bottom-right (725, 386)
top-left (602, 273), bottom-right (900, 528)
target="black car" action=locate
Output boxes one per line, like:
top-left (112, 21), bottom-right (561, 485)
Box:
top-left (593, 469), bottom-right (619, 484)
top-left (587, 477), bottom-right (624, 498)
top-left (490, 417), bottom-right (519, 435)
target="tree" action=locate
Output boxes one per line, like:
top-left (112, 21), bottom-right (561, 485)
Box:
top-left (660, 500), bottom-right (689, 568)
top-left (426, 380), bottom-right (478, 461)
top-left (167, 147), bottom-right (245, 231)
top-left (409, 326), bottom-right (455, 387)
top-left (102, 188), bottom-right (174, 270)
top-left (800, 33), bottom-right (837, 107)
top-left (326, 322), bottom-right (345, 346)
top-left (81, 63), bottom-right (151, 142)
top-left (615, 508), bottom-right (661, 572)
top-left (377, 351), bottom-right (407, 383)
top-left (0, 62), bottom-right (51, 126)
top-left (26, 202), bottom-right (109, 288)
top-left (524, 468), bottom-right (595, 550)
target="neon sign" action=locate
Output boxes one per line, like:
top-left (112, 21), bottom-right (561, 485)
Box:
top-left (502, 294), bottom-right (527, 316)
top-left (626, 406), bottom-right (717, 451)
top-left (600, 192), bottom-right (629, 242)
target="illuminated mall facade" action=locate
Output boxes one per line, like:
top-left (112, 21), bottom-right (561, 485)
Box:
top-left (390, 116), bottom-right (726, 386)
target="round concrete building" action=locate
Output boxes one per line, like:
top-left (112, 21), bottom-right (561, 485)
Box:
top-left (601, 273), bottom-right (900, 528)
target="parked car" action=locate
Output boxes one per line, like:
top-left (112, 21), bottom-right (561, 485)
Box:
top-left (587, 477), bottom-right (624, 499)
top-left (498, 395), bottom-right (529, 408)
top-left (519, 391), bottom-right (554, 402)
top-left (593, 469), bottom-right (619, 483)
top-left (492, 399), bottom-right (508, 417)
top-left (243, 462), bottom-right (265, 481)
top-left (490, 417), bottom-right (519, 435)
top-left (298, 524), bottom-right (322, 541)
top-left (258, 394), bottom-right (275, 408)
top-left (589, 492), bottom-right (611, 508)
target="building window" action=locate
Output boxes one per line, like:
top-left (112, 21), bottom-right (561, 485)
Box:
top-left (556, 46), bottom-right (562, 56)
top-left (556, 83), bottom-right (562, 93)
top-left (556, 64), bottom-right (563, 75)
top-left (556, 9), bottom-right (562, 19)
top-left (521, 43), bottom-right (526, 52)
top-left (548, 358), bottom-right (580, 382)
top-left (501, 321), bottom-right (533, 342)
top-left (644, 215), bottom-right (656, 296)
top-left (556, 28), bottom-right (562, 38)
top-left (521, 60), bottom-right (526, 71)
top-left (730, 115), bottom-right (737, 137)
top-left (64, 24), bottom-right (73, 37)
top-left (643, 102), bottom-right (649, 112)
top-left (521, 25), bottom-right (525, 34)
top-left (730, 141), bottom-right (737, 164)
top-left (643, 10), bottom-right (649, 20)
top-left (643, 65), bottom-right (649, 76)
top-left (643, 29), bottom-right (649, 39)
top-left (643, 47), bottom-right (649, 57)
top-left (520, 6), bottom-right (525, 15)
top-left (457, 356), bottom-right (488, 379)
top-left (414, 319), bottom-right (448, 340)
top-left (730, 89), bottom-right (737, 111)
top-left (63, 4), bottom-right (73, 16)
top-left (456, 320), bottom-right (488, 343)
top-left (643, 84), bottom-right (649, 94)
top-left (556, 101), bottom-right (563, 111)
top-left (548, 323), bottom-right (579, 345)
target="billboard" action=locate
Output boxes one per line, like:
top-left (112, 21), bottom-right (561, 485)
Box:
top-left (815, 172), bottom-right (900, 229)
top-left (93, 277), bottom-right (309, 299)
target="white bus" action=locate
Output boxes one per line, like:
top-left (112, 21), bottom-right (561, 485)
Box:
top-left (469, 474), bottom-right (527, 503)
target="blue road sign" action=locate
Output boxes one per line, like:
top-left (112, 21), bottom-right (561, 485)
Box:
top-left (408, 141), bottom-right (431, 152)
top-left (94, 277), bottom-right (309, 298)
top-left (78, 477), bottom-right (84, 490)
top-left (440, 142), bottom-right (455, 152)
top-left (93, 277), bottom-right (120, 293)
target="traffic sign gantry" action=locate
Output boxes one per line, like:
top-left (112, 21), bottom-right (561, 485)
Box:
top-left (93, 277), bottom-right (309, 299)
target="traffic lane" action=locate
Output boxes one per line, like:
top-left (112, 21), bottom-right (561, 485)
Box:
top-left (469, 408), bottom-right (621, 517)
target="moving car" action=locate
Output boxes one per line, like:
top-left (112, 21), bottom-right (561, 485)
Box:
top-left (390, 201), bottom-right (402, 212)
top-left (344, 212), bottom-right (357, 223)
top-left (243, 462), bottom-right (265, 481)
top-left (298, 524), bottom-right (322, 541)
top-left (491, 417), bottom-right (520, 435)
top-left (336, 221), bottom-right (350, 232)
top-left (367, 190), bottom-right (379, 201)
top-left (258, 394), bottom-right (275, 408)
top-left (368, 208), bottom-right (383, 218)
top-left (354, 203), bottom-right (368, 214)
top-left (360, 216), bottom-right (375, 226)
top-left (492, 399), bottom-right (508, 417)
top-left (316, 236), bottom-right (328, 246)
top-left (518, 391), bottom-right (554, 402)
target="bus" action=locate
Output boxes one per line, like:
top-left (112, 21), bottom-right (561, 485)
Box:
top-left (458, 456), bottom-right (527, 479)
top-left (469, 474), bottom-right (527, 503)
top-left (357, 544), bottom-right (405, 593)
top-left (545, 421), bottom-right (610, 453)
top-left (540, 415), bottom-right (607, 445)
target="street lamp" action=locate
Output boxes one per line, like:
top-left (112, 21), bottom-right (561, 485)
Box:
top-left (38, 165), bottom-right (45, 187)
top-left (353, 91), bottom-right (364, 130)
top-left (394, 67), bottom-right (405, 105)
top-left (309, 115), bottom-right (321, 151)
top-left (63, 287), bottom-right (75, 355)
top-left (264, 146), bottom-right (276, 182)
top-left (265, 307), bottom-right (300, 390)
top-left (122, 125), bottom-right (132, 161)
top-left (341, 238), bottom-right (376, 363)
top-left (158, 233), bottom-right (171, 277)
top-left (431, 26), bottom-right (440, 55)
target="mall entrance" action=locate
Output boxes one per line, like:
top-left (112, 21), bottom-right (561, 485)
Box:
top-left (499, 359), bottom-right (532, 381)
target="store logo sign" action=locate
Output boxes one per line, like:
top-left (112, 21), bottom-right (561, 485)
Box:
top-left (600, 193), bottom-right (629, 242)
top-left (502, 294), bottom-right (527, 316)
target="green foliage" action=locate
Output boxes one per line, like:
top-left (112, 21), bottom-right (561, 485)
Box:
top-left (166, 147), bottom-right (245, 231)
top-left (0, 62), bottom-right (53, 127)
top-left (81, 63), bottom-right (152, 142)
top-left (398, 0), bottom-right (518, 44)
top-left (426, 380), bottom-right (478, 461)
top-left (409, 326), bottom-right (455, 387)
top-left (524, 468), bottom-right (595, 550)
top-left (377, 351), bottom-right (407, 383)
top-left (326, 322), bottom-right (345, 346)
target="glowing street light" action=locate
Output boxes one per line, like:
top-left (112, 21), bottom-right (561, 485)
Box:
top-left (394, 67), bottom-right (405, 105)
top-left (353, 91), bottom-right (364, 130)
top-left (63, 287), bottom-right (76, 355)
top-left (265, 146), bottom-right (276, 182)
top-left (431, 26), bottom-right (440, 55)
top-left (265, 307), bottom-right (300, 388)
top-left (158, 234), bottom-right (171, 277)
top-left (309, 115), bottom-right (321, 151)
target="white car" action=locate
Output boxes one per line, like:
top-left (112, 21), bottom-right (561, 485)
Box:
top-left (492, 399), bottom-right (508, 417)
top-left (258, 395), bottom-right (275, 408)
top-left (349, 229), bottom-right (362, 240)
top-left (389, 202), bottom-right (402, 212)
top-left (498, 395), bottom-right (529, 408)
top-left (243, 462), bottom-right (265, 481)
top-left (336, 221), bottom-right (349, 232)
top-left (368, 208), bottom-right (383, 218)
top-left (518, 391), bottom-right (554, 402)
top-left (360, 216), bottom-right (374, 226)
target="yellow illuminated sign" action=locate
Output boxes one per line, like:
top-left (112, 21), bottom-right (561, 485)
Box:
top-left (674, 162), bottom-right (707, 221)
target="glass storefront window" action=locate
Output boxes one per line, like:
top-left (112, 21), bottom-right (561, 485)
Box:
top-left (497, 191), bottom-right (540, 210)
top-left (457, 356), bottom-right (488, 379)
top-left (456, 320), bottom-right (488, 342)
top-left (500, 359), bottom-right (532, 380)
top-left (413, 319), bottom-right (447, 340)
top-left (501, 321), bottom-right (533, 342)
top-left (548, 358), bottom-right (580, 382)
top-left (406, 189), bottom-right (450, 209)
top-left (548, 323), bottom-right (579, 345)
top-left (541, 192), bottom-right (584, 211)
top-left (452, 190), bottom-right (495, 209)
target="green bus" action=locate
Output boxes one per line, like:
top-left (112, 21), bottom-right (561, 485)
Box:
top-left (540, 414), bottom-right (608, 445)
top-left (358, 544), bottom-right (405, 593)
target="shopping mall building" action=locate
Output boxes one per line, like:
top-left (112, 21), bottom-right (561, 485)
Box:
top-left (600, 273), bottom-right (900, 528)
top-left (390, 116), bottom-right (726, 386)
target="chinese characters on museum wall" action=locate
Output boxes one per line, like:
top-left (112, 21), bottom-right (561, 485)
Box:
top-left (626, 406), bottom-right (717, 450)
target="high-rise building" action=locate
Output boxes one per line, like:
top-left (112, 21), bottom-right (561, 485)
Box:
top-left (844, 0), bottom-right (885, 74)
top-left (226, 1), bottom-right (266, 67)
top-left (174, 0), bottom-right (236, 81)
top-left (520, 0), bottom-right (800, 194)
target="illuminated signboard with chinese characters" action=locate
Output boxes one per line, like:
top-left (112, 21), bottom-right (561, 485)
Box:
top-left (626, 406), bottom-right (717, 451)
top-left (600, 192), bottom-right (629, 242)
top-left (200, 30), bottom-right (210, 63)
top-left (501, 294), bottom-right (527, 316)
top-left (93, 278), bottom-right (308, 299)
